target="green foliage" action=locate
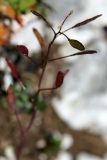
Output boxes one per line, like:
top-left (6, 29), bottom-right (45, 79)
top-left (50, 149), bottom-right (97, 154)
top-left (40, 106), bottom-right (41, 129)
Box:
top-left (12, 83), bottom-right (48, 114)
top-left (13, 84), bottom-right (32, 113)
top-left (0, 97), bottom-right (7, 108)
top-left (4, 0), bottom-right (40, 13)
top-left (46, 134), bottom-right (61, 154)
top-left (37, 98), bottom-right (47, 111)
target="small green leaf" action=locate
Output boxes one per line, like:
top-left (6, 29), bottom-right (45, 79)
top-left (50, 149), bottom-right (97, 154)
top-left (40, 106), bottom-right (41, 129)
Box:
top-left (26, 106), bottom-right (34, 114)
top-left (46, 134), bottom-right (61, 153)
top-left (68, 39), bottom-right (85, 51)
top-left (37, 99), bottom-right (47, 111)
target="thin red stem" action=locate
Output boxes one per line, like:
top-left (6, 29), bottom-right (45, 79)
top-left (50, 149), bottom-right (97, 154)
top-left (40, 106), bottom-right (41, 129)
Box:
top-left (38, 34), bottom-right (57, 89)
top-left (48, 50), bottom-right (97, 62)
top-left (25, 34), bottom-right (57, 134)
top-left (59, 10), bottom-right (73, 32)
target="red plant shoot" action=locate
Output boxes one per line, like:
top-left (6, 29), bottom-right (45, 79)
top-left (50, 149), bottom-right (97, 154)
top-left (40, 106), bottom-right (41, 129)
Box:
top-left (5, 9), bottom-right (102, 160)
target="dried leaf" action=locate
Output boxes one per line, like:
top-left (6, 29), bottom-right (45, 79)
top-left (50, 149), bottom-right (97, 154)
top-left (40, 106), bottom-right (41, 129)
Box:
top-left (48, 50), bottom-right (97, 62)
top-left (17, 45), bottom-right (29, 56)
top-left (0, 23), bottom-right (11, 46)
top-left (31, 10), bottom-right (55, 33)
top-left (31, 10), bottom-right (49, 25)
top-left (72, 14), bottom-right (102, 28)
top-left (33, 28), bottom-right (45, 49)
top-left (71, 50), bottom-right (97, 56)
top-left (68, 39), bottom-right (85, 51)
top-left (0, 5), bottom-right (24, 26)
top-left (0, 5), bottom-right (16, 19)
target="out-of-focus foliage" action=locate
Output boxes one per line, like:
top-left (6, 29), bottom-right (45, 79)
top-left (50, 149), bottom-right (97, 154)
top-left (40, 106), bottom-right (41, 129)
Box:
top-left (1, 0), bottom-right (43, 13)
top-left (7, 83), bottom-right (48, 114)
top-left (0, 0), bottom-right (50, 46)
top-left (45, 134), bottom-right (61, 154)
top-left (0, 23), bottom-right (11, 45)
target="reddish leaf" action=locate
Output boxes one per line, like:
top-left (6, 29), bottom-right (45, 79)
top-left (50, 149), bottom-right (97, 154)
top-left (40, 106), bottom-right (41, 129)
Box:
top-left (6, 58), bottom-right (25, 88)
top-left (17, 45), bottom-right (36, 65)
top-left (17, 45), bottom-right (29, 56)
top-left (55, 71), bottom-right (64, 88)
top-left (55, 70), bottom-right (69, 88)
top-left (33, 28), bottom-right (45, 49)
top-left (7, 85), bottom-right (16, 109)
top-left (6, 58), bottom-right (21, 81)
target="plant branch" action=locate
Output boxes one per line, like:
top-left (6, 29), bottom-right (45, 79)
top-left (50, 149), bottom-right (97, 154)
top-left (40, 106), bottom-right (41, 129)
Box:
top-left (62, 14), bottom-right (102, 33)
top-left (15, 111), bottom-right (24, 134)
top-left (59, 10), bottom-right (73, 32)
top-left (13, 10), bottom-right (99, 160)
top-left (25, 90), bottom-right (40, 132)
top-left (25, 33), bottom-right (58, 134)
top-left (25, 104), bottom-right (36, 132)
top-left (24, 13), bottom-right (98, 134)
top-left (38, 34), bottom-right (57, 89)
top-left (48, 50), bottom-right (97, 62)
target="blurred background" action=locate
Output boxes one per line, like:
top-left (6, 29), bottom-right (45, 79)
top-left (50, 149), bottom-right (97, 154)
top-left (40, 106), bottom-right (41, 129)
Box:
top-left (0, 0), bottom-right (107, 160)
